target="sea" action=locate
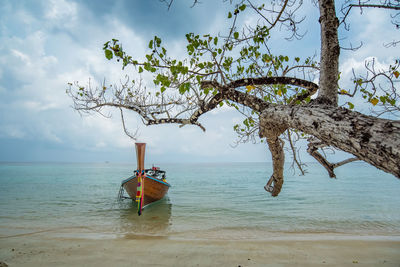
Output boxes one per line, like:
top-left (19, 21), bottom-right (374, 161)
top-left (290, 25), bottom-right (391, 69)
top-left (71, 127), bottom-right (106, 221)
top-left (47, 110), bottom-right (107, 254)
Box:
top-left (0, 161), bottom-right (399, 240)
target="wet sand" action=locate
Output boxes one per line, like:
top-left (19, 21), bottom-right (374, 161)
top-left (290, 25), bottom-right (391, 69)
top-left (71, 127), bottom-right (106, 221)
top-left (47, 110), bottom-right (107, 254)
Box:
top-left (1, 233), bottom-right (400, 266)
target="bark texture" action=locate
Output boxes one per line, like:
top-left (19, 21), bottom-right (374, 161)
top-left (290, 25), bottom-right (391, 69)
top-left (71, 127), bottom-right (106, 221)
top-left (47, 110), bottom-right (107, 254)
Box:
top-left (259, 105), bottom-right (400, 178)
top-left (69, 0), bottom-right (400, 198)
top-left (263, 125), bottom-right (287, 196)
top-left (317, 0), bottom-right (340, 105)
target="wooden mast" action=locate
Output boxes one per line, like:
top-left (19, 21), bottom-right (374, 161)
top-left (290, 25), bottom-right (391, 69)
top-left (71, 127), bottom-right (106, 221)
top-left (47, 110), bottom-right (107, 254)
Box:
top-left (120, 142), bottom-right (170, 215)
top-left (135, 143), bottom-right (146, 171)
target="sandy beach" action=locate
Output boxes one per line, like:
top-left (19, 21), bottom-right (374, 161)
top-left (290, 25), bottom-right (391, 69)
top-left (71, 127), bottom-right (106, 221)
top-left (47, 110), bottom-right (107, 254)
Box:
top-left (1, 163), bottom-right (400, 266)
top-left (1, 232), bottom-right (400, 267)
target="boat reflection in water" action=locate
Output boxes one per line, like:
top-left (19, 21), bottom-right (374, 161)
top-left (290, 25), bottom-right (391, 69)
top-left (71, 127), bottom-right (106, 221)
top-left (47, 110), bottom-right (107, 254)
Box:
top-left (117, 197), bottom-right (172, 238)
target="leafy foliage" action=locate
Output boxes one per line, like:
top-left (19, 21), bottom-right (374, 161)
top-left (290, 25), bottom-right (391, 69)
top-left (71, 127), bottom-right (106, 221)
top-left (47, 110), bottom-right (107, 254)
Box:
top-left (68, 0), bottom-right (399, 180)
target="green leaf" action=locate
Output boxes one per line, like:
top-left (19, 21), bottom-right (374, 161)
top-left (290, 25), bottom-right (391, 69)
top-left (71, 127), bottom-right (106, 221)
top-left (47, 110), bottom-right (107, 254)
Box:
top-left (234, 32), bottom-right (239, 39)
top-left (148, 40), bottom-right (153, 49)
top-left (144, 62), bottom-right (151, 71)
top-left (138, 66), bottom-right (143, 73)
top-left (347, 102), bottom-right (354, 109)
top-left (104, 49), bottom-right (113, 60)
top-left (213, 37), bottom-right (218, 46)
top-left (239, 4), bottom-right (246, 11)
top-left (103, 41), bottom-right (110, 50)
top-left (154, 36), bottom-right (161, 47)
top-left (228, 12), bottom-right (232, 18)
top-left (178, 83), bottom-right (190, 94)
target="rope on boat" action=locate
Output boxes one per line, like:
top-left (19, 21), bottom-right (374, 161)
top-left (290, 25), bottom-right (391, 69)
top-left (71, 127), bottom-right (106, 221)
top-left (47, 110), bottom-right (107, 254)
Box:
top-left (117, 185), bottom-right (129, 202)
top-left (136, 170), bottom-right (145, 216)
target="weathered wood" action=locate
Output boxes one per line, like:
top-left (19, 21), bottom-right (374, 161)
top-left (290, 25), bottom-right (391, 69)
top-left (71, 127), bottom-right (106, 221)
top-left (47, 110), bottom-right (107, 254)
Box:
top-left (136, 143), bottom-right (146, 171)
top-left (266, 135), bottom-right (285, 196)
top-left (69, 0), bottom-right (400, 198)
top-left (259, 105), bottom-right (400, 178)
top-left (123, 175), bottom-right (170, 206)
top-left (307, 143), bottom-right (336, 178)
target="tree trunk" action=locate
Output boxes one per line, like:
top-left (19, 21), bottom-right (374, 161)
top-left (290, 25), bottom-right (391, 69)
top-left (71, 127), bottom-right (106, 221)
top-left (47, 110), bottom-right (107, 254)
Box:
top-left (317, 0), bottom-right (340, 105)
top-left (259, 105), bottom-right (400, 178)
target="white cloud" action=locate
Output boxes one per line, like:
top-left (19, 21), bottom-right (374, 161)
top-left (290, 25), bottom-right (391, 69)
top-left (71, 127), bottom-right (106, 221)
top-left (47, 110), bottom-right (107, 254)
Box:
top-left (45, 0), bottom-right (78, 30)
top-left (11, 49), bottom-right (31, 64)
top-left (338, 7), bottom-right (399, 113)
top-left (0, 0), bottom-right (289, 162)
top-left (45, 0), bottom-right (77, 19)
top-left (3, 0), bottom-right (396, 163)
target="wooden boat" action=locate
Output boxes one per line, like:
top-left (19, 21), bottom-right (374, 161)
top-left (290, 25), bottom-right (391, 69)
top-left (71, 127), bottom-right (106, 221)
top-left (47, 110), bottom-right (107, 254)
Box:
top-left (119, 143), bottom-right (170, 215)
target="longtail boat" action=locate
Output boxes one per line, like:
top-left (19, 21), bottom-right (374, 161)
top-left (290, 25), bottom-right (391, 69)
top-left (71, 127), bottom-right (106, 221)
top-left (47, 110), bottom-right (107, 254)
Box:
top-left (118, 143), bottom-right (170, 215)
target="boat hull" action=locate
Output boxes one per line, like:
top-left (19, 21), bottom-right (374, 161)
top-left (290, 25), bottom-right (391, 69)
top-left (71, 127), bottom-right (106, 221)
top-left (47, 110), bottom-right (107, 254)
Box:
top-left (122, 175), bottom-right (170, 207)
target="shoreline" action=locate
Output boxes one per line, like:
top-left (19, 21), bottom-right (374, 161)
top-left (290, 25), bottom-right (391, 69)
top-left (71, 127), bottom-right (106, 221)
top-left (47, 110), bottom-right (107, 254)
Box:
top-left (2, 225), bottom-right (400, 241)
top-left (1, 232), bottom-right (400, 266)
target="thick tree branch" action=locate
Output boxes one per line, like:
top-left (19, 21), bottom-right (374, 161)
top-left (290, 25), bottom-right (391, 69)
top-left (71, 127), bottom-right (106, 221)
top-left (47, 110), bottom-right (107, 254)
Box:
top-left (68, 0), bottom-right (400, 200)
top-left (226, 76), bottom-right (318, 92)
top-left (260, 105), bottom-right (400, 178)
top-left (201, 76), bottom-right (318, 111)
top-left (263, 125), bottom-right (287, 196)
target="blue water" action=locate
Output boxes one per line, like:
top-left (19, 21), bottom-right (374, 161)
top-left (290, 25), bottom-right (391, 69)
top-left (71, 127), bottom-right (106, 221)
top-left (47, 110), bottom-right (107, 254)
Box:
top-left (0, 162), bottom-right (399, 239)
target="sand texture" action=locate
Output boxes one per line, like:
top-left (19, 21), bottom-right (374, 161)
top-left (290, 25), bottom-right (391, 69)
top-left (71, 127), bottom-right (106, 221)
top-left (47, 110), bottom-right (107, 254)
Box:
top-left (1, 233), bottom-right (400, 267)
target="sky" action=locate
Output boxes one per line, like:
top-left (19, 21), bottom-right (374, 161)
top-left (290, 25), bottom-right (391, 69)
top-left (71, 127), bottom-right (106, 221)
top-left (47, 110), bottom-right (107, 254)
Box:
top-left (0, 0), bottom-right (398, 165)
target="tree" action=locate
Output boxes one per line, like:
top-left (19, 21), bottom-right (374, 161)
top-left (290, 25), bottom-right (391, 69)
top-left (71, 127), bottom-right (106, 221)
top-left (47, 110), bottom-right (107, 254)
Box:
top-left (68, 0), bottom-right (400, 196)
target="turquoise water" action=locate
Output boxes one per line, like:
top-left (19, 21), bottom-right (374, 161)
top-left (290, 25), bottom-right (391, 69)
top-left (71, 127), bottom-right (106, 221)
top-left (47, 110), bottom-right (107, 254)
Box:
top-left (0, 162), bottom-right (399, 239)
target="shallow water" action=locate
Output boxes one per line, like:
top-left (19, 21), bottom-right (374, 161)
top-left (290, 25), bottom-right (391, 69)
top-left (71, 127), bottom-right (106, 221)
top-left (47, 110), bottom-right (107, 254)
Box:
top-left (0, 162), bottom-right (399, 239)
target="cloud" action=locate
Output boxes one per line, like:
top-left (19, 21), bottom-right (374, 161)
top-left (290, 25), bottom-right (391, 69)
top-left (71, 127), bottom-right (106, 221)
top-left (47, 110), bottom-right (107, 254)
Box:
top-left (45, 0), bottom-right (77, 21)
top-left (0, 0), bottom-right (268, 163)
top-left (338, 7), bottom-right (399, 114)
top-left (0, 1), bottom-right (140, 149)
top-left (1, 0), bottom-right (396, 164)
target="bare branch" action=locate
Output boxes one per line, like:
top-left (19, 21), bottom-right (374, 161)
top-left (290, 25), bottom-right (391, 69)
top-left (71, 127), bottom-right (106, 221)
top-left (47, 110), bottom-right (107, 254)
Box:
top-left (340, 1), bottom-right (400, 28)
top-left (307, 141), bottom-right (337, 178)
top-left (119, 108), bottom-right (138, 140)
top-left (307, 139), bottom-right (360, 178)
top-left (286, 129), bottom-right (306, 175)
top-left (333, 157), bottom-right (359, 168)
